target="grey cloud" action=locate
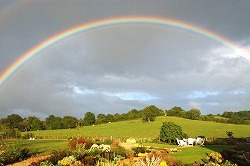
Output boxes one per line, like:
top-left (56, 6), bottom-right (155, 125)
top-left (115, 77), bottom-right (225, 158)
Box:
top-left (1, 1), bottom-right (250, 118)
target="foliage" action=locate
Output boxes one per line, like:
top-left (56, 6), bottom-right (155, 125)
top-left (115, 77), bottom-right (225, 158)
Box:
top-left (45, 115), bottom-right (62, 130)
top-left (61, 116), bottom-right (78, 129)
top-left (198, 151), bottom-right (238, 166)
top-left (132, 146), bottom-right (146, 154)
top-left (141, 105), bottom-right (163, 122)
top-left (22, 132), bottom-right (35, 139)
top-left (39, 160), bottom-right (54, 166)
top-left (0, 141), bottom-right (31, 165)
top-left (100, 138), bottom-right (113, 145)
top-left (57, 155), bottom-right (82, 166)
top-left (84, 139), bottom-right (94, 149)
top-left (186, 109), bottom-right (201, 120)
top-left (28, 116), bottom-right (45, 131)
top-left (221, 144), bottom-right (250, 166)
top-left (159, 122), bottom-right (183, 143)
top-left (96, 159), bottom-right (120, 166)
top-left (47, 149), bottom-right (68, 165)
top-left (83, 112), bottom-right (96, 126)
top-left (82, 155), bottom-right (99, 165)
top-left (0, 128), bottom-right (21, 138)
top-left (226, 131), bottom-right (233, 138)
top-left (70, 143), bottom-right (86, 160)
top-left (166, 106), bottom-right (186, 118)
top-left (111, 145), bottom-right (127, 157)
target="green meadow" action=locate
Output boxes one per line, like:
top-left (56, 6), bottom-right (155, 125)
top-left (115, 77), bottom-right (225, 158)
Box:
top-left (33, 116), bottom-right (250, 138)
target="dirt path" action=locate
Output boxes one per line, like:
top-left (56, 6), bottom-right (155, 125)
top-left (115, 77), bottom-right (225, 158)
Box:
top-left (7, 155), bottom-right (50, 166)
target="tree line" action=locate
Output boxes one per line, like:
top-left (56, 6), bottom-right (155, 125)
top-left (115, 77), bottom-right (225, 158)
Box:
top-left (1, 105), bottom-right (249, 137)
top-left (166, 106), bottom-right (250, 124)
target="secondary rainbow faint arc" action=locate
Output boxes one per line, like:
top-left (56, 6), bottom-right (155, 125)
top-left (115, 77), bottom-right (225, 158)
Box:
top-left (0, 16), bottom-right (249, 88)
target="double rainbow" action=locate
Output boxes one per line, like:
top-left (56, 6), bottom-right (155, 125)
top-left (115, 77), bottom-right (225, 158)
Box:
top-left (0, 16), bottom-right (249, 88)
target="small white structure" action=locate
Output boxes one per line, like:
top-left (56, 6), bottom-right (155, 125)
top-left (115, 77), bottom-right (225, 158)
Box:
top-left (187, 138), bottom-right (195, 146)
top-left (176, 138), bottom-right (187, 146)
top-left (196, 137), bottom-right (205, 146)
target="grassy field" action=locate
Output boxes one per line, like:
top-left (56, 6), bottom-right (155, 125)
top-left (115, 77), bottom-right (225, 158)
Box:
top-left (32, 116), bottom-right (250, 138)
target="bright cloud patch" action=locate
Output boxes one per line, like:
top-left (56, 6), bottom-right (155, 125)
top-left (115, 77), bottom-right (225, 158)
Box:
top-left (188, 90), bottom-right (219, 99)
top-left (103, 91), bottom-right (158, 101)
top-left (230, 89), bottom-right (247, 95)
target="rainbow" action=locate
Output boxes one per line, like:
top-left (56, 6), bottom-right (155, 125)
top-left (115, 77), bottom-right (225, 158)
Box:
top-left (0, 16), bottom-right (249, 88)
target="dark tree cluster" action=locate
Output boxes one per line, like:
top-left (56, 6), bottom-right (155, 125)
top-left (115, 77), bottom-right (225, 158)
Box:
top-left (166, 107), bottom-right (250, 125)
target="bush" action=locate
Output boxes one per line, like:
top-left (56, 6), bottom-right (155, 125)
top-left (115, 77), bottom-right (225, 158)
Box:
top-left (0, 142), bottom-right (31, 165)
top-left (221, 144), bottom-right (250, 166)
top-left (111, 145), bottom-right (127, 158)
top-left (22, 132), bottom-right (34, 139)
top-left (159, 122), bottom-right (183, 143)
top-left (84, 139), bottom-right (93, 149)
top-left (47, 149), bottom-right (67, 165)
top-left (82, 155), bottom-right (99, 165)
top-left (99, 138), bottom-right (113, 145)
top-left (132, 146), bottom-right (146, 154)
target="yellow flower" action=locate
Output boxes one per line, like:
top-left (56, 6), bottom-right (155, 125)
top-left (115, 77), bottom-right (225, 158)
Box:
top-left (160, 160), bottom-right (168, 166)
top-left (138, 153), bottom-right (146, 157)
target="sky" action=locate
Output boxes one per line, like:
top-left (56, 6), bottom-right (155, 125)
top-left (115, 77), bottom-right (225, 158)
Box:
top-left (0, 0), bottom-right (250, 119)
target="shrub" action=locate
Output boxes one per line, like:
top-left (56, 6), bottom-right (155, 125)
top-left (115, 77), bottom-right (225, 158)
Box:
top-left (70, 143), bottom-right (86, 160)
top-left (39, 160), bottom-right (54, 166)
top-left (132, 146), bottom-right (146, 154)
top-left (221, 144), bottom-right (250, 166)
top-left (111, 145), bottom-right (127, 158)
top-left (82, 155), bottom-right (99, 165)
top-left (22, 132), bottom-right (35, 139)
top-left (0, 142), bottom-right (31, 165)
top-left (47, 149), bottom-right (67, 165)
top-left (84, 139), bottom-right (93, 149)
top-left (159, 122), bottom-right (183, 143)
top-left (100, 138), bottom-right (113, 145)
top-left (58, 155), bottom-right (82, 166)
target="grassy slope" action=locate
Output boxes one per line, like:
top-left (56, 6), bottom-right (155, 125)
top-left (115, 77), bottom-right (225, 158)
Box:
top-left (33, 116), bottom-right (250, 138)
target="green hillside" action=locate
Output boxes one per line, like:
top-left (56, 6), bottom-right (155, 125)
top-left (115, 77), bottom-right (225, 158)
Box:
top-left (33, 116), bottom-right (250, 138)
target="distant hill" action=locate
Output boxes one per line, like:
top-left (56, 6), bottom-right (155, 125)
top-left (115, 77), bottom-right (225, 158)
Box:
top-left (31, 116), bottom-right (250, 139)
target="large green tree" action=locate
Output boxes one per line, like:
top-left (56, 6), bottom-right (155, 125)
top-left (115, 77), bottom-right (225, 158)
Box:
top-left (3, 114), bottom-right (23, 129)
top-left (96, 114), bottom-right (107, 124)
top-left (141, 105), bottom-right (162, 122)
top-left (45, 115), bottom-right (62, 130)
top-left (62, 116), bottom-right (78, 129)
top-left (166, 106), bottom-right (186, 118)
top-left (27, 116), bottom-right (44, 130)
top-left (186, 109), bottom-right (201, 120)
top-left (159, 122), bottom-right (183, 143)
top-left (83, 112), bottom-right (96, 126)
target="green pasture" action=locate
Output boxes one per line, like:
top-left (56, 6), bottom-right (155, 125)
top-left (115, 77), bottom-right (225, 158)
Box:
top-left (31, 116), bottom-right (250, 138)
